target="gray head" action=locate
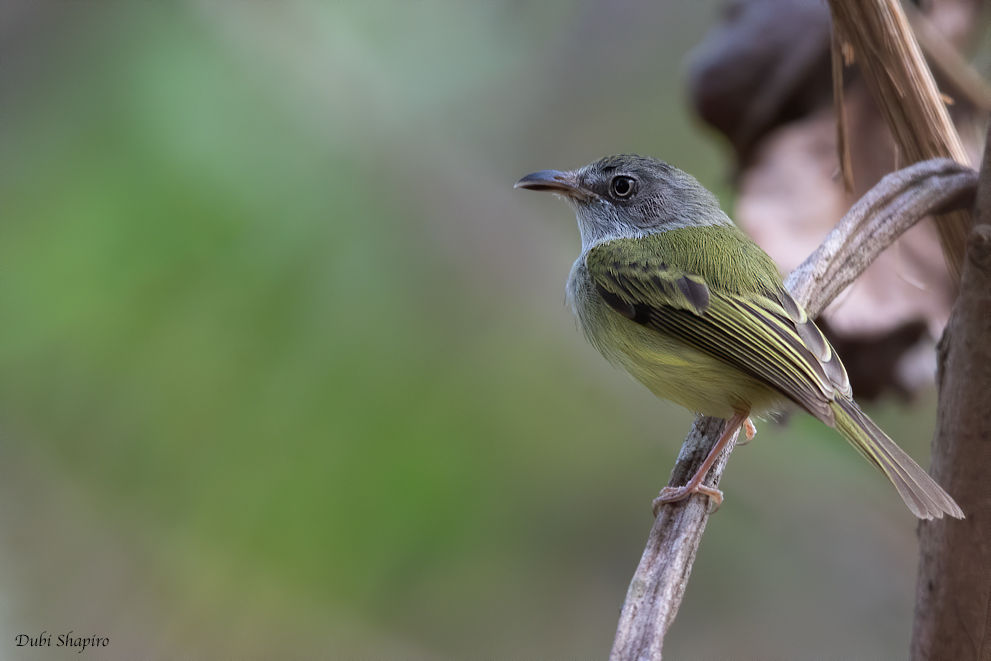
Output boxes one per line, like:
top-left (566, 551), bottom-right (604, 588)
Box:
top-left (516, 154), bottom-right (731, 253)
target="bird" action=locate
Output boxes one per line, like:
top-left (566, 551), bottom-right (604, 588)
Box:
top-left (515, 154), bottom-right (963, 520)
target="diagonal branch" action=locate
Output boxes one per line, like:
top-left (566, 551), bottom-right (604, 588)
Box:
top-left (609, 158), bottom-right (977, 661)
top-left (785, 159), bottom-right (976, 310)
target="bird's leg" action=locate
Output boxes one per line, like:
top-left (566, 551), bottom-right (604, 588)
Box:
top-left (736, 416), bottom-right (757, 446)
top-left (652, 409), bottom-right (750, 516)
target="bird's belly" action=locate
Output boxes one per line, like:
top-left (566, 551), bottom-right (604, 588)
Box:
top-left (611, 331), bottom-right (779, 418)
top-left (580, 303), bottom-right (779, 419)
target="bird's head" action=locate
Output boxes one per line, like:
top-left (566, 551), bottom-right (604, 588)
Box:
top-left (516, 154), bottom-right (731, 252)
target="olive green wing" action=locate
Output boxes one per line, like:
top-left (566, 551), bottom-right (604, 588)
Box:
top-left (586, 240), bottom-right (850, 422)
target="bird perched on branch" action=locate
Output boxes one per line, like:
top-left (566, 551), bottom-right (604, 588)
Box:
top-left (516, 154), bottom-right (962, 520)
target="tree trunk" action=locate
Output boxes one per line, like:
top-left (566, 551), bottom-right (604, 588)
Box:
top-left (910, 119), bottom-right (991, 661)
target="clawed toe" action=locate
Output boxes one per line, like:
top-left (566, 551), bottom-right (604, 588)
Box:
top-left (736, 417), bottom-right (757, 446)
top-left (652, 484), bottom-right (723, 516)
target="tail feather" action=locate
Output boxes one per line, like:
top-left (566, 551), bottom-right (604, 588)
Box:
top-left (831, 397), bottom-right (963, 520)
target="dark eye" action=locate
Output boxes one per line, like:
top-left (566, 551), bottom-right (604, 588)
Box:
top-left (610, 176), bottom-right (636, 199)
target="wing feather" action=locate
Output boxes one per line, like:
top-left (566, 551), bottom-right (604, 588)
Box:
top-left (587, 241), bottom-right (848, 422)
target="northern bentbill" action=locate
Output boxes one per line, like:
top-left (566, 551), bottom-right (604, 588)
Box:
top-left (516, 154), bottom-right (962, 520)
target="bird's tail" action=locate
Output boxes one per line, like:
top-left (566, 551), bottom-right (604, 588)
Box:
top-left (830, 396), bottom-right (963, 520)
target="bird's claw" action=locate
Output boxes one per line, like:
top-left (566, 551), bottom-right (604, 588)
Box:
top-left (652, 484), bottom-right (723, 516)
top-left (736, 417), bottom-right (757, 446)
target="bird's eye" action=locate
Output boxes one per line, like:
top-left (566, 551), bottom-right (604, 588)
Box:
top-left (610, 176), bottom-right (636, 199)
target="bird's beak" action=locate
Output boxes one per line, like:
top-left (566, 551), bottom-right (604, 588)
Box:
top-left (514, 169), bottom-right (586, 199)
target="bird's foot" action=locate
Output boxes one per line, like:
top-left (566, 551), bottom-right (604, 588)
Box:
top-left (652, 484), bottom-right (723, 516)
top-left (652, 409), bottom-right (747, 517)
top-left (736, 417), bottom-right (757, 446)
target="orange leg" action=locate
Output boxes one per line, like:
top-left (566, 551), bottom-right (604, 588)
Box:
top-left (652, 409), bottom-right (750, 516)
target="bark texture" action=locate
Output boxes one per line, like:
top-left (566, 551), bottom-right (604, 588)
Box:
top-left (910, 125), bottom-right (991, 661)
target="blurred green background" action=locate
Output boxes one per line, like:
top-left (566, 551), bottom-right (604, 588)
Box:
top-left (1, 1), bottom-right (941, 658)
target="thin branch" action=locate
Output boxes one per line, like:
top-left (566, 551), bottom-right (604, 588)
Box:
top-left (831, 23), bottom-right (854, 195)
top-left (609, 158), bottom-right (977, 661)
top-left (905, 3), bottom-right (991, 112)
